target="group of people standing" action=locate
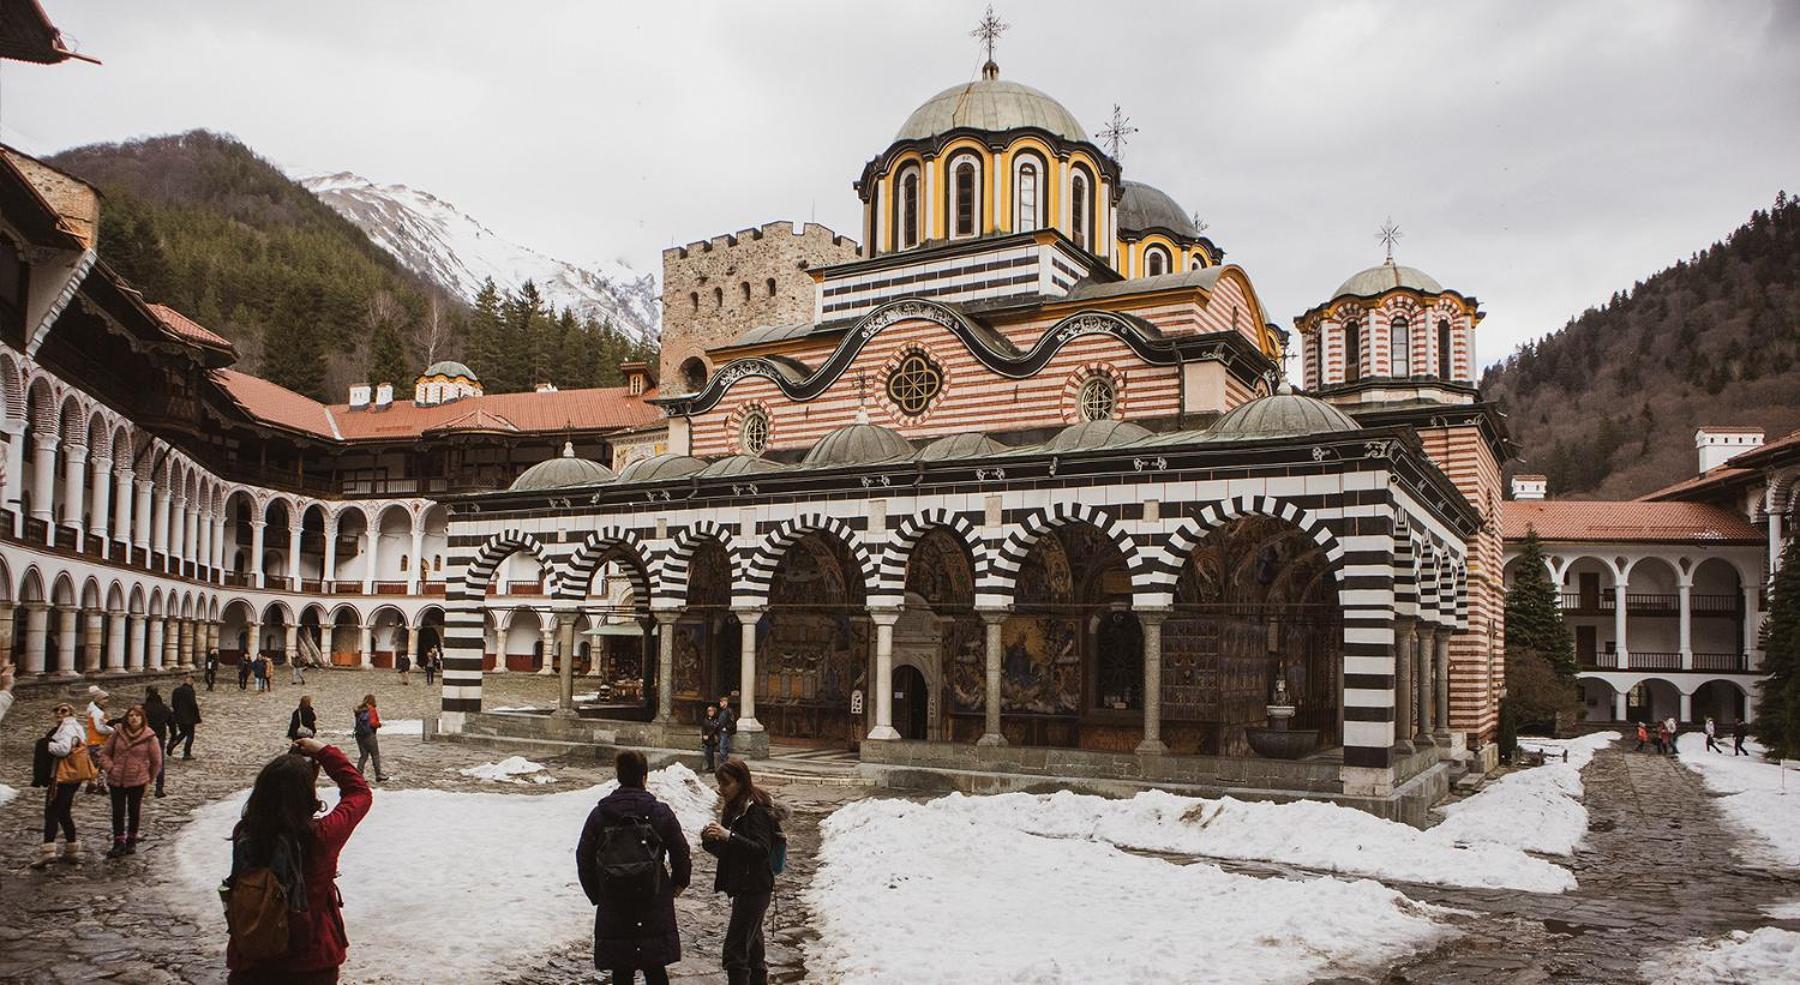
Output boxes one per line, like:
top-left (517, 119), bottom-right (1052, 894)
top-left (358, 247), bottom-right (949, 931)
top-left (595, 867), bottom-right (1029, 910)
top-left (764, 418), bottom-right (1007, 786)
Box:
top-left (1633, 715), bottom-right (1751, 755)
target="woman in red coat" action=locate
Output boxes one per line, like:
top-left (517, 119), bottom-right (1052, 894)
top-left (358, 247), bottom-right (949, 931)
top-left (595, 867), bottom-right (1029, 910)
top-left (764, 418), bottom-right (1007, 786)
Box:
top-left (226, 737), bottom-right (372, 984)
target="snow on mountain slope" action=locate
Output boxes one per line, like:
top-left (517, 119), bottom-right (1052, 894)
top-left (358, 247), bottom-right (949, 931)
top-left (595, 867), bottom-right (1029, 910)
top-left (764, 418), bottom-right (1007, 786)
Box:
top-left (301, 172), bottom-right (659, 341)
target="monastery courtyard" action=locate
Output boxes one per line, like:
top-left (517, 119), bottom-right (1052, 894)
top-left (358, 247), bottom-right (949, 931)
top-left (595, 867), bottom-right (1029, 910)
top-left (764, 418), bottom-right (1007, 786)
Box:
top-left (0, 671), bottom-right (1793, 984)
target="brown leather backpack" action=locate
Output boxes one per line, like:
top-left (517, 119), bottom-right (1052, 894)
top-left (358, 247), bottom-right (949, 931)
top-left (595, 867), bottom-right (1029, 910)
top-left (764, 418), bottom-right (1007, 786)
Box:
top-left (224, 865), bottom-right (291, 961)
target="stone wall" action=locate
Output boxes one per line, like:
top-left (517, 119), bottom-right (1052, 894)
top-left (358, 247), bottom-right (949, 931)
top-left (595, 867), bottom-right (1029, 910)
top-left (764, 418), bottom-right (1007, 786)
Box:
top-left (659, 221), bottom-right (859, 392)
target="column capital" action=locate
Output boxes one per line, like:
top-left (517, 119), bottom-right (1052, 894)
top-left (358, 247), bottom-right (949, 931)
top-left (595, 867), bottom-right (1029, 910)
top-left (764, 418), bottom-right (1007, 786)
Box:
top-left (32, 431), bottom-right (60, 451)
top-left (249, 519), bottom-right (267, 530)
top-left (731, 606), bottom-right (766, 620)
top-left (976, 606), bottom-right (1012, 626)
top-left (868, 607), bottom-right (902, 627)
top-left (651, 608), bottom-right (682, 626)
top-left (1134, 606), bottom-right (1173, 623)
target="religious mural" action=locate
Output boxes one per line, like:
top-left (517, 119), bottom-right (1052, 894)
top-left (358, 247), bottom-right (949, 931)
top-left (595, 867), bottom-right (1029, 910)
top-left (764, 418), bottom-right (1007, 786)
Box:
top-left (762, 534), bottom-right (868, 742)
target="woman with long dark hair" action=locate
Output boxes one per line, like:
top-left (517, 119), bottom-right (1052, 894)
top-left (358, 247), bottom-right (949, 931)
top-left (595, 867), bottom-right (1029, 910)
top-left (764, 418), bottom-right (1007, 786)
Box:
top-left (225, 736), bottom-right (371, 984)
top-left (701, 760), bottom-right (781, 985)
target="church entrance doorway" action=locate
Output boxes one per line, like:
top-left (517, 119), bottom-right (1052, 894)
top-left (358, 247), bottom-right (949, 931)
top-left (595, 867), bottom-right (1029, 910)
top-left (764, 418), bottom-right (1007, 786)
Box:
top-left (894, 665), bottom-right (929, 740)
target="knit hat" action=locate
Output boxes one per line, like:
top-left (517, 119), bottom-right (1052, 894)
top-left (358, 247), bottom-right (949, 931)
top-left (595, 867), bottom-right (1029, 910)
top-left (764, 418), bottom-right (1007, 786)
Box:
top-left (87, 685), bottom-right (107, 700)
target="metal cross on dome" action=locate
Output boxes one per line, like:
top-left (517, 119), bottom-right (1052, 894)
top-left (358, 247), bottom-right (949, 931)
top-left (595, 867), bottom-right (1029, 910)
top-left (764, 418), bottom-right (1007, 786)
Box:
top-left (1377, 217), bottom-right (1403, 262)
top-left (1097, 105), bottom-right (1138, 161)
top-left (971, 6), bottom-right (1009, 63)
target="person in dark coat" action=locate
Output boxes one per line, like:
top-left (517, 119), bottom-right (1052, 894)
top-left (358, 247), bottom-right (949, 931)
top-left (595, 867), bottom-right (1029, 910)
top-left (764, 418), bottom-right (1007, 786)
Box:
top-left (288, 695), bottom-right (318, 741)
top-left (702, 759), bottom-right (778, 985)
top-left (237, 652), bottom-right (252, 691)
top-left (701, 703), bottom-right (722, 771)
top-left (716, 695), bottom-right (738, 761)
top-left (169, 675), bottom-right (201, 759)
top-left (1733, 719), bottom-right (1750, 755)
top-left (203, 649), bottom-right (220, 691)
top-left (576, 750), bottom-right (691, 985)
top-left (142, 686), bottom-right (173, 797)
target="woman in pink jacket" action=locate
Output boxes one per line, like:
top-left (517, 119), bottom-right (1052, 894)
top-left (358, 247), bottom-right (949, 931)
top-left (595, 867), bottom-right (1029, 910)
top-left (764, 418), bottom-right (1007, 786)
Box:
top-left (98, 705), bottom-right (164, 858)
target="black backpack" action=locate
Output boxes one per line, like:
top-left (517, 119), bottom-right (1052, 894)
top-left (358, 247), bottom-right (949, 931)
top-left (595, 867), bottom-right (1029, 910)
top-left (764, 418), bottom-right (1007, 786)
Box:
top-left (595, 815), bottom-right (666, 901)
top-left (31, 728), bottom-right (55, 788)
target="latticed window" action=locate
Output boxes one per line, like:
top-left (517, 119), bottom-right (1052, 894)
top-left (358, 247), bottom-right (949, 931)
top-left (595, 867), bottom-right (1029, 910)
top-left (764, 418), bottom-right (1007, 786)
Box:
top-left (740, 409), bottom-right (770, 455)
top-left (1390, 317), bottom-right (1411, 376)
top-left (886, 352), bottom-right (944, 415)
top-left (1078, 375), bottom-right (1116, 421)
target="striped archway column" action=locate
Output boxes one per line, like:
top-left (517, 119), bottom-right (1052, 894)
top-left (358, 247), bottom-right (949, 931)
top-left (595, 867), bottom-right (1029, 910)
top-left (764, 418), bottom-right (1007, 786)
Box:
top-left (439, 527), bottom-right (558, 730)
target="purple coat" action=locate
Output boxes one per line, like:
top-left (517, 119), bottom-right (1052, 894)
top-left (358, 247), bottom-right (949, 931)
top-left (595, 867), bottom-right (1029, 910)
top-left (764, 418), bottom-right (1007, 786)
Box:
top-left (575, 785), bottom-right (691, 969)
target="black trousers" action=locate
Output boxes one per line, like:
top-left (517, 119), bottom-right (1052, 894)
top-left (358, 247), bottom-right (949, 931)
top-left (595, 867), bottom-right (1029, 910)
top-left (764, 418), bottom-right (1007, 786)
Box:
top-left (204, 666), bottom-right (216, 690)
top-left (168, 723), bottom-right (196, 757)
top-left (42, 782), bottom-right (78, 843)
top-left (723, 892), bottom-right (771, 985)
top-left (110, 784), bottom-right (145, 840)
top-left (610, 968), bottom-right (670, 985)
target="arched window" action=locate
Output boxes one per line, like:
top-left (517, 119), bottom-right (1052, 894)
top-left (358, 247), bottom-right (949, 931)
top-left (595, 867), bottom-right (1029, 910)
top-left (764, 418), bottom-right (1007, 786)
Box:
top-left (1078, 375), bottom-right (1116, 421)
top-left (765, 278), bottom-right (777, 297)
top-left (1390, 317), bottom-right (1411, 377)
top-left (740, 282), bottom-right (751, 302)
top-left (679, 356), bottom-right (707, 393)
top-left (434, 555), bottom-right (443, 571)
top-left (1016, 162), bottom-right (1040, 232)
top-left (1070, 171), bottom-right (1090, 250)
top-left (900, 168), bottom-right (921, 249)
top-left (399, 554), bottom-right (409, 573)
top-left (953, 159), bottom-right (978, 238)
top-left (713, 287), bottom-right (723, 308)
top-left (1144, 247), bottom-right (1170, 277)
top-left (689, 292), bottom-right (699, 312)
top-left (1190, 255), bottom-right (1205, 271)
top-left (740, 408), bottom-right (770, 456)
top-left (1344, 322), bottom-right (1362, 383)
top-left (1437, 319), bottom-right (1453, 378)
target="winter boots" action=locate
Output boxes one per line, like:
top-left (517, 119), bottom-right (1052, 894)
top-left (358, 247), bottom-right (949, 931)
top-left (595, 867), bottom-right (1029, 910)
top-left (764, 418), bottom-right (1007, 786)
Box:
top-left (60, 839), bottom-right (83, 864)
top-left (30, 843), bottom-right (56, 869)
top-left (107, 838), bottom-right (127, 860)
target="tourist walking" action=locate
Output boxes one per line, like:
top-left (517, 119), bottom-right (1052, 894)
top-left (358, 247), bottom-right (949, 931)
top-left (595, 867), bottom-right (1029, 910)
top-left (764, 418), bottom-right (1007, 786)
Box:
top-left (1657, 721), bottom-right (1674, 756)
top-left (397, 652), bottom-right (412, 685)
top-left (237, 653), bottom-right (252, 691)
top-left (422, 648), bottom-right (438, 687)
top-left (702, 703), bottom-right (722, 771)
top-left (577, 750), bottom-right (691, 985)
top-left (223, 736), bottom-right (372, 983)
top-left (717, 695), bottom-right (738, 761)
top-left (288, 696), bottom-right (317, 740)
top-left (99, 705), bottom-right (163, 858)
top-left (1732, 719), bottom-right (1749, 755)
top-left (702, 759), bottom-right (783, 985)
top-left (0, 658), bottom-right (14, 727)
top-left (142, 686), bottom-right (172, 797)
top-left (290, 652), bottom-right (306, 686)
top-left (1635, 722), bottom-right (1649, 752)
top-left (204, 649), bottom-right (220, 691)
top-left (1704, 717), bottom-right (1722, 753)
top-left (252, 655), bottom-right (269, 694)
top-left (353, 694), bottom-right (391, 782)
top-left (34, 703), bottom-right (93, 868)
top-left (170, 674), bottom-right (201, 760)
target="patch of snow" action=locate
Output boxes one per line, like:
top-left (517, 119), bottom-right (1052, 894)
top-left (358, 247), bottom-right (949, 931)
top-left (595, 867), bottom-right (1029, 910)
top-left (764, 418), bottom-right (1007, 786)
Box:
top-left (0, 783), bottom-right (16, 808)
top-left (489, 705), bottom-right (542, 713)
top-left (909, 788), bottom-right (1574, 892)
top-left (1641, 927), bottom-right (1800, 984)
top-left (167, 762), bottom-right (714, 984)
top-left (1431, 731), bottom-right (1618, 856)
top-left (1764, 899), bottom-right (1800, 920)
top-left (458, 756), bottom-right (555, 784)
top-left (806, 797), bottom-right (1452, 984)
top-left (1676, 732), bottom-right (1800, 866)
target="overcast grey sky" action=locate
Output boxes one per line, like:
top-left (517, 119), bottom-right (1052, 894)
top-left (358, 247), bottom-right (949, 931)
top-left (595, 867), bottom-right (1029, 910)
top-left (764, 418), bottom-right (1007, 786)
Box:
top-left (6, 0), bottom-right (1798, 369)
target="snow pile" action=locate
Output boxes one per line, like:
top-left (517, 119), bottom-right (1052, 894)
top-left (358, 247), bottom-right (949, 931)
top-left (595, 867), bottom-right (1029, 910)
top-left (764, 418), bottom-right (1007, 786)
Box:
top-left (1676, 732), bottom-right (1800, 866)
top-left (807, 798), bottom-right (1450, 984)
top-left (1764, 900), bottom-right (1800, 920)
top-left (167, 764), bottom-right (714, 984)
top-left (1641, 927), bottom-right (1800, 984)
top-left (1430, 731), bottom-right (1619, 856)
top-left (458, 756), bottom-right (555, 784)
top-left (0, 783), bottom-right (15, 808)
top-left (320, 718), bottom-right (424, 739)
top-left (915, 788), bottom-right (1574, 892)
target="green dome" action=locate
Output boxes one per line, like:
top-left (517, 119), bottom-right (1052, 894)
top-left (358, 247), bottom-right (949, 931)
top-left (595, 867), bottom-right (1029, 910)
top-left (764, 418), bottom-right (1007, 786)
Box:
top-left (896, 74), bottom-right (1087, 144)
top-left (510, 442), bottom-right (614, 491)
top-left (1117, 181), bottom-right (1201, 239)
top-left (616, 453), bottom-right (708, 484)
top-left (1332, 260), bottom-right (1443, 301)
top-left (697, 455), bottom-right (783, 478)
top-left (803, 422), bottom-right (915, 467)
top-left (918, 432), bottom-right (1008, 461)
top-left (423, 360), bottom-right (478, 380)
top-left (1045, 419), bottom-right (1152, 451)
top-left (1207, 388), bottom-right (1359, 440)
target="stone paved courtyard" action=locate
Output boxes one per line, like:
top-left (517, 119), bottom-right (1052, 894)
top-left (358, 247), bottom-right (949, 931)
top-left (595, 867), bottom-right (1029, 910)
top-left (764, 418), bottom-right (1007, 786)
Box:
top-left (0, 673), bottom-right (1795, 984)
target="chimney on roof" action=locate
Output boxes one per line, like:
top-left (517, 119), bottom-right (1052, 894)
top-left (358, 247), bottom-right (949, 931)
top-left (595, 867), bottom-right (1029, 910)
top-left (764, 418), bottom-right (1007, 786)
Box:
top-left (374, 383), bottom-right (394, 410)
top-left (348, 384), bottom-right (371, 410)
top-left (535, 381), bottom-right (558, 393)
top-left (1510, 474), bottom-right (1547, 501)
top-left (1695, 427), bottom-right (1763, 474)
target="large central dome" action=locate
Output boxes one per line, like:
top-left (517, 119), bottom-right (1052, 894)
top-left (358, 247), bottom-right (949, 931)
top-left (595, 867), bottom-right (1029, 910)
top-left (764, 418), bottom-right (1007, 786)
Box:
top-left (895, 74), bottom-right (1087, 144)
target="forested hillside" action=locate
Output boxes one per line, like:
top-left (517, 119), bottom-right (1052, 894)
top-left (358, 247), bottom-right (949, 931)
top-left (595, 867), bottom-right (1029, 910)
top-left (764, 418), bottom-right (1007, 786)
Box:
top-left (1481, 193), bottom-right (1800, 499)
top-left (48, 131), bottom-right (653, 401)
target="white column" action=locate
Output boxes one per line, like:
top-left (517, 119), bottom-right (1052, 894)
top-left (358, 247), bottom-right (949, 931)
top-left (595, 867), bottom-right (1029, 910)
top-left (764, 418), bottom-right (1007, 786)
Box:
top-left (360, 624), bottom-right (374, 669)
top-left (363, 528), bottom-right (381, 593)
top-left (323, 513), bottom-right (339, 585)
top-left (0, 419), bottom-right (25, 530)
top-left (1678, 580), bottom-right (1693, 669)
top-left (977, 609), bottom-right (1007, 746)
top-left (186, 503), bottom-right (202, 569)
top-left (59, 442), bottom-right (86, 537)
top-left (113, 467), bottom-right (134, 555)
top-left (1678, 691), bottom-right (1692, 724)
top-left (145, 617), bottom-right (164, 670)
top-left (1612, 688), bottom-right (1627, 722)
top-left (486, 612), bottom-right (504, 674)
top-left (87, 455), bottom-right (112, 549)
top-left (538, 620), bottom-right (556, 674)
top-left (22, 603), bottom-right (48, 674)
top-left (195, 505), bottom-right (211, 579)
top-left (29, 433), bottom-right (58, 528)
top-left (867, 608), bottom-right (901, 742)
top-left (1393, 621), bottom-right (1414, 745)
top-left (167, 495), bottom-right (186, 570)
top-left (287, 522), bottom-right (304, 588)
top-left (1744, 585), bottom-right (1761, 670)
top-left (408, 525), bottom-right (425, 594)
top-left (1136, 609), bottom-right (1170, 755)
top-left (212, 513), bottom-right (228, 574)
top-left (284, 624), bottom-right (298, 666)
top-left (733, 607), bottom-right (764, 733)
top-left (160, 618), bottom-right (178, 669)
top-left (55, 606), bottom-right (78, 675)
top-left (654, 610), bottom-right (679, 723)
top-left (106, 610), bottom-right (126, 672)
top-left (152, 486), bottom-right (171, 561)
top-left (126, 615), bottom-right (146, 671)
top-left (250, 520), bottom-right (267, 588)
top-left (1613, 580), bottom-right (1630, 665)
top-left (132, 478), bottom-right (153, 554)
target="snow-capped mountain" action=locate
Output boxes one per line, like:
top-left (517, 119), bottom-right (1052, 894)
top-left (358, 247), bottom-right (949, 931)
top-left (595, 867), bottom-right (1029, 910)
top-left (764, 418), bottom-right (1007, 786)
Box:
top-left (301, 172), bottom-right (659, 342)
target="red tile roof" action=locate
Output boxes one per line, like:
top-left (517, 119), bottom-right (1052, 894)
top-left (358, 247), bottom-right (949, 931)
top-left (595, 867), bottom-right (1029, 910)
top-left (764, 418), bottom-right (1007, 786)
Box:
top-left (149, 304), bottom-right (235, 352)
top-left (210, 369), bottom-right (661, 443)
top-left (1503, 500), bottom-right (1761, 544)
top-left (1638, 466), bottom-right (1756, 502)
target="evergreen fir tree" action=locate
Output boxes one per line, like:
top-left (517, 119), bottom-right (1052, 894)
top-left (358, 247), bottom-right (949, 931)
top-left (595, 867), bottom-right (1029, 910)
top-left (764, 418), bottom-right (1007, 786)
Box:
top-left (1504, 528), bottom-right (1577, 679)
top-left (465, 279), bottom-right (504, 386)
top-left (368, 323), bottom-right (410, 389)
top-left (1753, 536), bottom-right (1800, 758)
top-left (261, 282), bottom-right (328, 400)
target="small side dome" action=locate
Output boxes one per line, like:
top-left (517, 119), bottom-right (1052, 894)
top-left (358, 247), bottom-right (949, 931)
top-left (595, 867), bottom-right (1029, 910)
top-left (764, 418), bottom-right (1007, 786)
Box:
top-left (803, 421), bottom-right (915, 467)
top-left (510, 441), bottom-right (614, 491)
top-left (1045, 419), bottom-right (1152, 452)
top-left (1116, 181), bottom-right (1202, 239)
top-left (1207, 387), bottom-right (1360, 440)
top-left (423, 359), bottom-right (478, 380)
top-left (1332, 259), bottom-right (1443, 301)
top-left (616, 453), bottom-right (708, 484)
top-left (918, 432), bottom-right (1008, 462)
top-left (697, 455), bottom-right (783, 479)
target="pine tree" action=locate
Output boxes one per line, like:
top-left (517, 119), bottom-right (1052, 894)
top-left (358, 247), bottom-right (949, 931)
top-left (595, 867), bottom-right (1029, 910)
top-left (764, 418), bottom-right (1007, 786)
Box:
top-left (1504, 528), bottom-right (1576, 678)
top-left (1753, 537), bottom-right (1800, 758)
top-left (261, 282), bottom-right (328, 400)
top-left (368, 323), bottom-right (410, 389)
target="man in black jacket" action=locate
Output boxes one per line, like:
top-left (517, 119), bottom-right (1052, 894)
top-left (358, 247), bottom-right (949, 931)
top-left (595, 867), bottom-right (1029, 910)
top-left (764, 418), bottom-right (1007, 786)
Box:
top-left (169, 674), bottom-right (201, 759)
top-left (576, 751), bottom-right (690, 985)
top-left (716, 695), bottom-right (738, 762)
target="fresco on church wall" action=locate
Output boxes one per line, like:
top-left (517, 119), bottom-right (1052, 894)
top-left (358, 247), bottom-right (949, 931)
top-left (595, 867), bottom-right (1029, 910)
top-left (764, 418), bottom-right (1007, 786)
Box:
top-left (759, 533), bottom-right (869, 743)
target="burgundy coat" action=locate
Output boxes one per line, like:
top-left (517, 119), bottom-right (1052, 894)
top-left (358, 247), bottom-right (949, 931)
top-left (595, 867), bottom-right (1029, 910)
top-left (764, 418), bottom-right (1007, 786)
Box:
top-left (99, 726), bottom-right (163, 789)
top-left (226, 744), bottom-right (372, 975)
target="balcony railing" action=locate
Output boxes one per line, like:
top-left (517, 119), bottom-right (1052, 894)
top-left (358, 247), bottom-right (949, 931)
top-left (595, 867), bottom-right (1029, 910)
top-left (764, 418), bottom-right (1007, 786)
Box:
top-left (1693, 652), bottom-right (1750, 672)
top-left (1581, 651), bottom-right (1750, 672)
top-left (1560, 593), bottom-right (1743, 616)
